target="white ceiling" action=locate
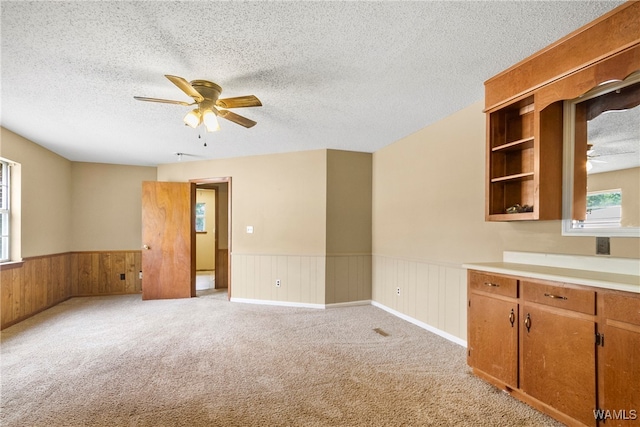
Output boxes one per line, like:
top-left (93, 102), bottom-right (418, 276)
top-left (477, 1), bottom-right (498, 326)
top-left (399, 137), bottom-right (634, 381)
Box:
top-left (1, 1), bottom-right (626, 167)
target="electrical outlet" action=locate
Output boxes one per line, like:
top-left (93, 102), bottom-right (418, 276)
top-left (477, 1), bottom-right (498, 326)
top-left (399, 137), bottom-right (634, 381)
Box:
top-left (396, 287), bottom-right (401, 296)
top-left (596, 237), bottom-right (610, 255)
top-left (276, 279), bottom-right (281, 287)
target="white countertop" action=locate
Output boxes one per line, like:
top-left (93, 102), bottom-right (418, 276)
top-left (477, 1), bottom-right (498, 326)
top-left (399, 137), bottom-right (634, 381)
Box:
top-left (463, 261), bottom-right (640, 294)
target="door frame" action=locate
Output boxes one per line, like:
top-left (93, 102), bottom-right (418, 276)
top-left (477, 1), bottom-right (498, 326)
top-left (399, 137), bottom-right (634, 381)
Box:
top-left (190, 177), bottom-right (232, 300)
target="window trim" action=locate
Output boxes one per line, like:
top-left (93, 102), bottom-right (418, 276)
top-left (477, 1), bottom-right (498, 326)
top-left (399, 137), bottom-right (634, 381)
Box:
top-left (0, 159), bottom-right (10, 262)
top-left (195, 202), bottom-right (206, 233)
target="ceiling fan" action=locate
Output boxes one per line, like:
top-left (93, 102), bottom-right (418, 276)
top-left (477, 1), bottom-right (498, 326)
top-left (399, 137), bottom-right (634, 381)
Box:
top-left (134, 75), bottom-right (262, 131)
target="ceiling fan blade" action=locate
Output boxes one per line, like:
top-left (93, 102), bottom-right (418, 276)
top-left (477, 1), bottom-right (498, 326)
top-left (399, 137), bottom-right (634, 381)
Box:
top-left (217, 109), bottom-right (257, 128)
top-left (134, 96), bottom-right (194, 106)
top-left (216, 95), bottom-right (262, 109)
top-left (165, 75), bottom-right (204, 102)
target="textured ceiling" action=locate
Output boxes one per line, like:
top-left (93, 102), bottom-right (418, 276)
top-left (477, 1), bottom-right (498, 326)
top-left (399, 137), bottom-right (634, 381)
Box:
top-left (0, 1), bottom-right (626, 166)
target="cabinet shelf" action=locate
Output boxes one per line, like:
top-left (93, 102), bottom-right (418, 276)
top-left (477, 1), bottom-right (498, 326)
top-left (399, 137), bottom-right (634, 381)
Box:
top-left (485, 94), bottom-right (562, 221)
top-left (492, 137), bottom-right (534, 152)
top-left (490, 172), bottom-right (534, 183)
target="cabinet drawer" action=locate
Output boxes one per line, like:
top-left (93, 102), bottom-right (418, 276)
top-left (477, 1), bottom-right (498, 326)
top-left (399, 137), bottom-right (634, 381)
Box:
top-left (522, 280), bottom-right (595, 315)
top-left (468, 271), bottom-right (518, 298)
top-left (603, 292), bottom-right (640, 326)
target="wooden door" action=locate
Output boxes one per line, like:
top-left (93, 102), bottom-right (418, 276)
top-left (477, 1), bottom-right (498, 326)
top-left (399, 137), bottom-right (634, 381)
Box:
top-left (468, 293), bottom-right (518, 388)
top-left (521, 304), bottom-right (596, 426)
top-left (141, 181), bottom-right (195, 300)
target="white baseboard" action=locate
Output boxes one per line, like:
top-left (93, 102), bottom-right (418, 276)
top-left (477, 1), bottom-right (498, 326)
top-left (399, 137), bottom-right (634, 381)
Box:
top-left (230, 297), bottom-right (325, 310)
top-left (325, 300), bottom-right (372, 308)
top-left (230, 296), bottom-right (468, 348)
top-left (371, 301), bottom-right (467, 348)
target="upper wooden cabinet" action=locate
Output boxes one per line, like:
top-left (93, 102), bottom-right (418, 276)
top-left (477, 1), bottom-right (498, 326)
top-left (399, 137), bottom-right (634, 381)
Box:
top-left (484, 1), bottom-right (640, 221)
top-left (486, 95), bottom-right (563, 220)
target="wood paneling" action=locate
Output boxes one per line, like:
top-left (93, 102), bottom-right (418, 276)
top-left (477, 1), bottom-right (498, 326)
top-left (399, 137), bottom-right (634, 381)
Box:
top-left (231, 253), bottom-right (326, 305)
top-left (325, 255), bottom-right (372, 304)
top-left (1, 253), bottom-right (71, 329)
top-left (1, 250), bottom-right (142, 329)
top-left (372, 255), bottom-right (467, 341)
top-left (73, 251), bottom-right (142, 297)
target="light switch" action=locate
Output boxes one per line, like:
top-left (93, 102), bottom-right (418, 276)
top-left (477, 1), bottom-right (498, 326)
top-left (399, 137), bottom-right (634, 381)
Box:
top-left (246, 226), bottom-right (254, 234)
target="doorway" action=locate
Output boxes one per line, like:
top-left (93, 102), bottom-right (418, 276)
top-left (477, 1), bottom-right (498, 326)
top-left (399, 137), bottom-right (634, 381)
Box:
top-left (191, 177), bottom-right (231, 300)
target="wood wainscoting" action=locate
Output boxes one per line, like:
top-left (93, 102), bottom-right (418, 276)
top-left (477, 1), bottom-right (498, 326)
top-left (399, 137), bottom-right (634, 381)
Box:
top-left (71, 251), bottom-right (142, 296)
top-left (1, 253), bottom-right (71, 329)
top-left (0, 250), bottom-right (142, 330)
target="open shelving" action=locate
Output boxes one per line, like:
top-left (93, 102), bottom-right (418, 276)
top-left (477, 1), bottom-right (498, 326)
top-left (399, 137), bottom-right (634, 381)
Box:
top-left (485, 94), bottom-right (563, 221)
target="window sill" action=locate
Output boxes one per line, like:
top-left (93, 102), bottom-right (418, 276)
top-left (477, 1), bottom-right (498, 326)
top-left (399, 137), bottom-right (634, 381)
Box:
top-left (0, 260), bottom-right (25, 270)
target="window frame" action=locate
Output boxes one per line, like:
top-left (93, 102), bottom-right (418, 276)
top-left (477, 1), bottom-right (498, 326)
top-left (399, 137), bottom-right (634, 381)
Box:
top-left (0, 160), bottom-right (10, 262)
top-left (195, 202), bottom-right (206, 233)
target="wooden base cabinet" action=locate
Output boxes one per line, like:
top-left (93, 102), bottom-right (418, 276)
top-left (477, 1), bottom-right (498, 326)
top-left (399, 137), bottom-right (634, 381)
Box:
top-left (599, 293), bottom-right (640, 427)
top-left (467, 272), bottom-right (518, 388)
top-left (467, 270), bottom-right (640, 427)
top-left (521, 285), bottom-right (597, 426)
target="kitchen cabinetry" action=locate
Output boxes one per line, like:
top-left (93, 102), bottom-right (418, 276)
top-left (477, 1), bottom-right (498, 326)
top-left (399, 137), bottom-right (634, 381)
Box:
top-left (486, 97), bottom-right (563, 220)
top-left (484, 1), bottom-right (639, 222)
top-left (467, 272), bottom-right (518, 388)
top-left (467, 269), bottom-right (640, 427)
top-left (521, 281), bottom-right (596, 426)
top-left (599, 293), bottom-right (640, 427)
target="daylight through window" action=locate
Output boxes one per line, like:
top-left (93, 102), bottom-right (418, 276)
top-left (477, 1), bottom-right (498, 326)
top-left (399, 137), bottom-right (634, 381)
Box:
top-left (573, 189), bottom-right (622, 229)
top-left (196, 202), bottom-right (206, 232)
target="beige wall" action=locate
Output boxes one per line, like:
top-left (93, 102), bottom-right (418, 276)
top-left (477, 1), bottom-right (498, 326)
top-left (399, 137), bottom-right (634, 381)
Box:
top-left (326, 150), bottom-right (372, 255)
top-left (159, 149), bottom-right (373, 305)
top-left (158, 150), bottom-right (329, 304)
top-left (325, 150), bottom-right (372, 304)
top-left (1, 127), bottom-right (72, 258)
top-left (160, 150), bottom-right (327, 255)
top-left (0, 127), bottom-right (157, 257)
top-left (70, 162), bottom-right (157, 251)
top-left (196, 188), bottom-right (216, 270)
top-left (372, 100), bottom-right (640, 341)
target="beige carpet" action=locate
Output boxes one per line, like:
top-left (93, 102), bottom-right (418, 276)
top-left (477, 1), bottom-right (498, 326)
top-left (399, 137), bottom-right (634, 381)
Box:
top-left (1, 291), bottom-right (563, 426)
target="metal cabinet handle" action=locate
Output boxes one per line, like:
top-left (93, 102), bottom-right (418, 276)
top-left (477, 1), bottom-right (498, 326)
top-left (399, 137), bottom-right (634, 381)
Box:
top-left (509, 309), bottom-right (515, 327)
top-left (544, 293), bottom-right (567, 300)
top-left (524, 313), bottom-right (531, 332)
top-left (484, 282), bottom-right (499, 287)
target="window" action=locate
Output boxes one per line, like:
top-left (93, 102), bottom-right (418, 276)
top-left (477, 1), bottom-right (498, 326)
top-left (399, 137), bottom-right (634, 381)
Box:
top-left (195, 202), bottom-right (206, 232)
top-left (0, 160), bottom-right (10, 261)
top-left (573, 189), bottom-right (622, 229)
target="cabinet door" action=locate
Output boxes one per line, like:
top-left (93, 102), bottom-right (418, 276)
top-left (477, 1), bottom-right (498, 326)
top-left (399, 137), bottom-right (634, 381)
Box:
top-left (468, 293), bottom-right (518, 388)
top-left (521, 305), bottom-right (596, 426)
top-left (600, 293), bottom-right (640, 427)
top-left (601, 324), bottom-right (640, 426)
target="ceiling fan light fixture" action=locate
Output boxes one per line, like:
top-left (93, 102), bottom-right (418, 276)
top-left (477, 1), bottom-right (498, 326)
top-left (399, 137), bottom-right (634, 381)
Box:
top-left (183, 109), bottom-right (202, 128)
top-left (203, 109), bottom-right (220, 132)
